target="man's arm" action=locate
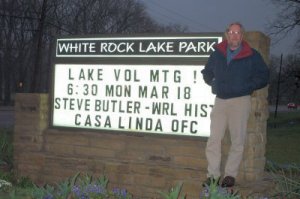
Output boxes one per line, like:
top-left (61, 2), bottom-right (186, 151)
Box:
top-left (201, 55), bottom-right (215, 86)
top-left (251, 51), bottom-right (270, 91)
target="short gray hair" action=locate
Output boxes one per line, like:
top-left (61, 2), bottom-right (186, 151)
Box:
top-left (226, 22), bottom-right (245, 34)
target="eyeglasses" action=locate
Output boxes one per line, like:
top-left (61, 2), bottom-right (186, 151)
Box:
top-left (227, 30), bottom-right (241, 35)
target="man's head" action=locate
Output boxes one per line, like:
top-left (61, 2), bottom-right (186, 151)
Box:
top-left (225, 22), bottom-right (244, 50)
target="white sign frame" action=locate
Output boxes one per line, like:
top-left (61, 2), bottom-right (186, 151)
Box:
top-left (52, 64), bottom-right (215, 137)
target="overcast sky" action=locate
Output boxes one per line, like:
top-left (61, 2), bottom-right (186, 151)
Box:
top-left (140, 0), bottom-right (299, 56)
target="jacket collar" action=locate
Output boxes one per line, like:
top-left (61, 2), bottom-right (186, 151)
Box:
top-left (216, 40), bottom-right (253, 59)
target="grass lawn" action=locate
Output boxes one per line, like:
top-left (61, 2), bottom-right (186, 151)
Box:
top-left (267, 110), bottom-right (300, 165)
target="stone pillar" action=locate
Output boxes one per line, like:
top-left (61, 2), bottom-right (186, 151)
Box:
top-left (13, 93), bottom-right (48, 184)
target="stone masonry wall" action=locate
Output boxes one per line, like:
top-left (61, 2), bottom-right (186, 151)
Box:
top-left (14, 93), bottom-right (48, 185)
top-left (13, 32), bottom-right (270, 199)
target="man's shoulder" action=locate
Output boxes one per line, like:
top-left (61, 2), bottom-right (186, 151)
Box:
top-left (210, 48), bottom-right (224, 58)
top-left (250, 48), bottom-right (260, 54)
top-left (249, 48), bottom-right (264, 59)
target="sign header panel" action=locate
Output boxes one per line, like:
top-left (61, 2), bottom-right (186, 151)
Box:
top-left (56, 36), bottom-right (223, 58)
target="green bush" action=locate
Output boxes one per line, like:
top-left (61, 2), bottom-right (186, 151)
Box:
top-left (159, 182), bottom-right (185, 199)
top-left (0, 128), bottom-right (13, 169)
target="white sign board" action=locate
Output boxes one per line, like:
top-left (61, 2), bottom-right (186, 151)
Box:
top-left (52, 64), bottom-right (215, 137)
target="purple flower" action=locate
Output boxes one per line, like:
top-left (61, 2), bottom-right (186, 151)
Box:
top-left (72, 184), bottom-right (107, 199)
top-left (85, 184), bottom-right (106, 195)
top-left (43, 194), bottom-right (54, 199)
top-left (112, 188), bottom-right (128, 198)
top-left (72, 185), bottom-right (82, 197)
top-left (199, 187), bottom-right (210, 198)
top-left (72, 185), bottom-right (88, 199)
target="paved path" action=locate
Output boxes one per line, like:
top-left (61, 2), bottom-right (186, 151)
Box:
top-left (0, 106), bottom-right (14, 128)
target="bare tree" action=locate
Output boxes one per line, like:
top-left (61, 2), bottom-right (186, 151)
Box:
top-left (52, 0), bottom-right (184, 35)
top-left (269, 54), bottom-right (300, 104)
top-left (0, 0), bottom-right (39, 103)
top-left (0, 0), bottom-right (186, 103)
top-left (268, 55), bottom-right (281, 104)
top-left (280, 55), bottom-right (300, 102)
top-left (268, 0), bottom-right (300, 50)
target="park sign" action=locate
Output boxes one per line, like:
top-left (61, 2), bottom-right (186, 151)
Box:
top-left (56, 35), bottom-right (221, 57)
top-left (51, 34), bottom-right (223, 137)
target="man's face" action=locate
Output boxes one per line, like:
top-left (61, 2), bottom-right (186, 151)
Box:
top-left (226, 24), bottom-right (243, 50)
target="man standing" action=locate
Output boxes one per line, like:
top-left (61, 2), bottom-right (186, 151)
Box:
top-left (201, 22), bottom-right (269, 187)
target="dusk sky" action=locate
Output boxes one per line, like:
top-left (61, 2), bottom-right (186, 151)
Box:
top-left (140, 0), bottom-right (299, 56)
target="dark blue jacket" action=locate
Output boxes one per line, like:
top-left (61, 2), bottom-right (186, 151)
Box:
top-left (201, 40), bottom-right (269, 99)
